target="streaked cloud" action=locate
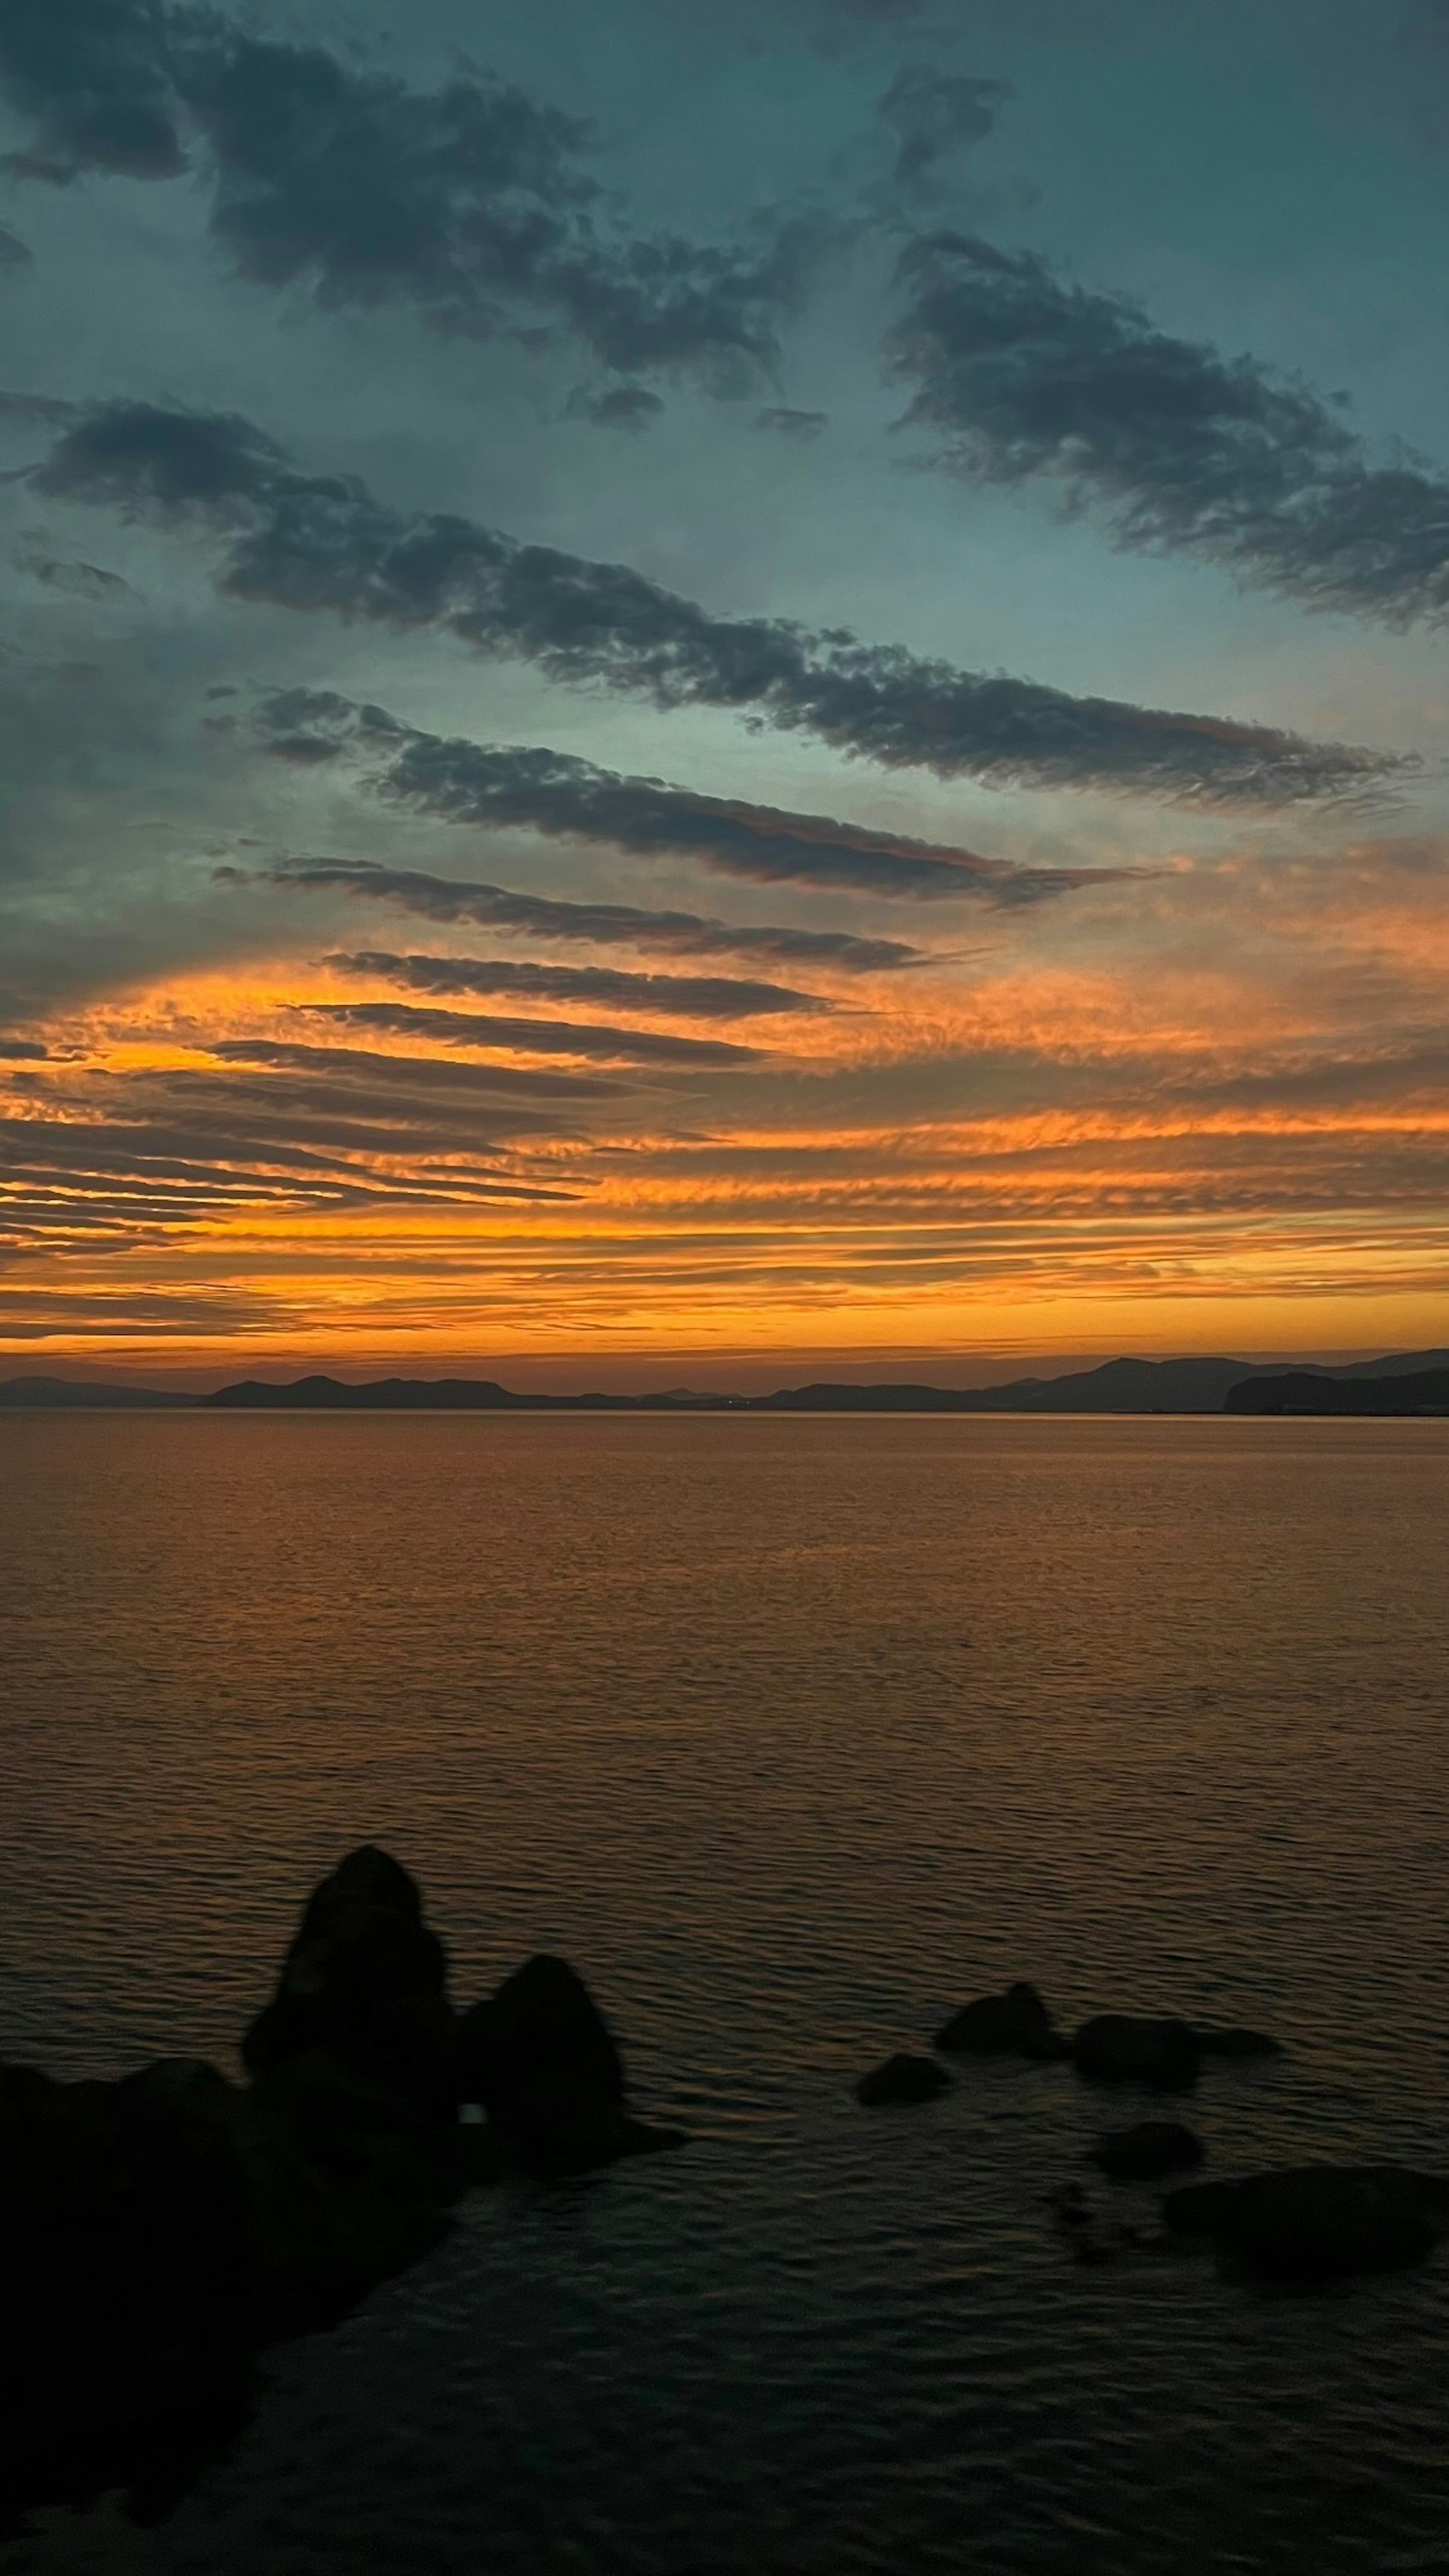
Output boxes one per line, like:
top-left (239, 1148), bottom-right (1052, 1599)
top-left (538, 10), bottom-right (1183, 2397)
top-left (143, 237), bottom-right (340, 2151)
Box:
top-left (888, 230), bottom-right (1449, 625)
top-left (322, 952), bottom-right (835, 1018)
top-left (305, 999), bottom-right (768, 1067)
top-left (19, 400), bottom-right (1399, 802)
top-left (234, 860), bottom-right (931, 973)
top-left (252, 687), bottom-right (1127, 901)
top-left (0, 0), bottom-right (826, 397)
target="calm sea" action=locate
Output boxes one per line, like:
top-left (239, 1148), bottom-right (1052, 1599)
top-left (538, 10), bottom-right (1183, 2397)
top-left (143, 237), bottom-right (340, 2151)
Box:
top-left (2, 1413), bottom-right (1448, 2575)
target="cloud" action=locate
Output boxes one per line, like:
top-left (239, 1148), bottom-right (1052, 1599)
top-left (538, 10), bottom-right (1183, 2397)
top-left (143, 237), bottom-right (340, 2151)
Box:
top-left (887, 229), bottom-right (1449, 626)
top-left (0, 0), bottom-right (188, 182)
top-left (0, 225), bottom-right (32, 266)
top-left (15, 534), bottom-right (131, 598)
top-left (206, 1039), bottom-right (625, 1100)
top-left (23, 399), bottom-right (1402, 802)
top-left (234, 858), bottom-right (929, 972)
top-left (323, 952), bottom-right (835, 1019)
top-left (304, 1000), bottom-right (766, 1067)
top-left (565, 383), bottom-right (668, 432)
top-left (879, 66), bottom-right (1011, 199)
top-left (251, 687), bottom-right (1124, 902)
top-left (0, 0), bottom-right (826, 397)
top-left (757, 406), bottom-right (828, 438)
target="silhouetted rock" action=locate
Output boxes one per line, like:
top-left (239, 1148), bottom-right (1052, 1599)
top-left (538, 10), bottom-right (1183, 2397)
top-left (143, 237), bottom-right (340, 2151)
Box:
top-left (1089, 2120), bottom-right (1205, 2181)
top-left (241, 1845), bottom-right (457, 2115)
top-left (1192, 2024), bottom-right (1284, 2061)
top-left (1073, 2015), bottom-right (1201, 2090)
top-left (2, 1853), bottom-right (690, 2533)
top-left (1163, 2165), bottom-right (1449, 2282)
top-left (455, 1954), bottom-right (686, 2176)
top-left (0, 2056), bottom-right (260, 2528)
top-left (855, 2053), bottom-right (952, 2107)
top-left (934, 1981), bottom-right (1064, 2059)
top-left (240, 2050), bottom-right (499, 2335)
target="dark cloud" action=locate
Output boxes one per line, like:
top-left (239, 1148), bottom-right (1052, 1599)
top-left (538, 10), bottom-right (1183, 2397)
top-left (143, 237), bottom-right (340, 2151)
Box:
top-left (252, 687), bottom-right (1123, 901)
top-left (323, 951), bottom-right (834, 1019)
top-left (887, 230), bottom-right (1449, 625)
top-left (757, 406), bottom-right (828, 438)
top-left (0, 225), bottom-right (32, 265)
top-left (25, 399), bottom-right (1402, 801)
top-left (0, 0), bottom-right (187, 182)
top-left (565, 384), bottom-right (668, 432)
top-left (0, 389), bottom-right (80, 424)
top-left (232, 858), bottom-right (929, 972)
top-left (15, 535), bottom-right (131, 598)
top-left (206, 1039), bottom-right (624, 1100)
top-left (0, 1037), bottom-right (49, 1058)
top-left (305, 999), bottom-right (766, 1067)
top-left (879, 67), bottom-right (1010, 199)
top-left (0, 0), bottom-right (824, 396)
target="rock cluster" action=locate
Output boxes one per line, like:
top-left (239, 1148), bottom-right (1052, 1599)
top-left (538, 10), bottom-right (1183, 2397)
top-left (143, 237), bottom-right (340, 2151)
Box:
top-left (856, 1972), bottom-right (1449, 2286)
top-left (1, 1848), bottom-right (684, 2533)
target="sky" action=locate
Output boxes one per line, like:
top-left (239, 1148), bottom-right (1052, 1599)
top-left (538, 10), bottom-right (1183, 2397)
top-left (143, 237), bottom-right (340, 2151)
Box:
top-left (2, 0), bottom-right (1448, 1386)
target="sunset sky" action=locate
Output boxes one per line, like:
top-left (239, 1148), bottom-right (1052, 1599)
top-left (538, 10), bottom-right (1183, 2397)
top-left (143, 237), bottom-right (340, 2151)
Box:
top-left (3, 0), bottom-right (1448, 1383)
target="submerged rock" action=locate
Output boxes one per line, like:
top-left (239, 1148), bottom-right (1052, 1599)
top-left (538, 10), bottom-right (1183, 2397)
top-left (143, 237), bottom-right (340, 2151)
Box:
top-left (1073, 2015), bottom-right (1201, 2091)
top-left (454, 1953), bottom-right (686, 2177)
top-left (934, 1982), bottom-right (1064, 2059)
top-left (1163, 2165), bottom-right (1449, 2282)
top-left (241, 1845), bottom-right (456, 2115)
top-left (855, 2053), bottom-right (951, 2107)
top-left (1089, 2120), bottom-right (1205, 2181)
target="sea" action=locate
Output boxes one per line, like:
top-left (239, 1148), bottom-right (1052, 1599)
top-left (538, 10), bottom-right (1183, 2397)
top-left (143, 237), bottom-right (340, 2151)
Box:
top-left (2, 1411), bottom-right (1447, 2576)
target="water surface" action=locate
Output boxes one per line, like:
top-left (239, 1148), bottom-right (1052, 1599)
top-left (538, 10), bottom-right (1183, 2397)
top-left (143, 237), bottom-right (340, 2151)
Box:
top-left (2, 1413), bottom-right (1447, 2573)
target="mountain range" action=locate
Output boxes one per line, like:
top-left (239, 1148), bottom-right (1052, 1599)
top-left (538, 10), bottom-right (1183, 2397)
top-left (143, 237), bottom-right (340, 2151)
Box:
top-left (4, 1351), bottom-right (1448, 1413)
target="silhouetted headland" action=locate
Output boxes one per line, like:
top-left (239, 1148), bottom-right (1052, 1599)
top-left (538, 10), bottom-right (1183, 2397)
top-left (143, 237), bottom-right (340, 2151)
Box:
top-left (1224, 1367), bottom-right (1449, 1416)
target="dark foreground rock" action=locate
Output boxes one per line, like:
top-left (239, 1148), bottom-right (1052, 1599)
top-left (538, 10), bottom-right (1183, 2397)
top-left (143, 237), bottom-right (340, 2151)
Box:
top-left (1073, 2015), bottom-right (1201, 2090)
top-left (855, 2053), bottom-right (952, 2107)
top-left (1163, 2165), bottom-right (1449, 2282)
top-left (934, 1982), bottom-right (1064, 2059)
top-left (455, 1954), bottom-right (686, 2177)
top-left (242, 1845), bottom-right (457, 2115)
top-left (3, 1848), bottom-right (685, 2534)
top-left (0, 2058), bottom-right (260, 2530)
top-left (1089, 2120), bottom-right (1204, 2181)
top-left (1191, 2024), bottom-right (1284, 2061)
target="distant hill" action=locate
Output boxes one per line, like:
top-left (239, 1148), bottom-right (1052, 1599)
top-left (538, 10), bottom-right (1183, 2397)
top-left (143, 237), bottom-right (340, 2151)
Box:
top-left (10, 1352), bottom-right (1446, 1415)
top-left (199, 1352), bottom-right (1449, 1414)
top-left (1224, 1369), bottom-right (1449, 1416)
top-left (0, 1375), bottom-right (192, 1408)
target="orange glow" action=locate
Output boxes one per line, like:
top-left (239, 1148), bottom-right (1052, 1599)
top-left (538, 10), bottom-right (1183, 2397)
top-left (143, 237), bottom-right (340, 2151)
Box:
top-left (6, 836), bottom-right (1448, 1376)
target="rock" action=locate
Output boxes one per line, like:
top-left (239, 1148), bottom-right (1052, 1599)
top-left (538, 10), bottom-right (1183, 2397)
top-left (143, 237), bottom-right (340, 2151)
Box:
top-left (1072, 2015), bottom-right (1201, 2091)
top-left (1162, 2165), bottom-right (1449, 2282)
top-left (854, 2053), bottom-right (951, 2107)
top-left (238, 2050), bottom-right (497, 2334)
top-left (454, 1954), bottom-right (686, 2177)
top-left (1089, 2120), bottom-right (1205, 2181)
top-left (240, 1845), bottom-right (456, 2114)
top-left (1192, 2025), bottom-right (1284, 2061)
top-left (934, 1981), bottom-right (1064, 2059)
top-left (0, 2057), bottom-right (261, 2528)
